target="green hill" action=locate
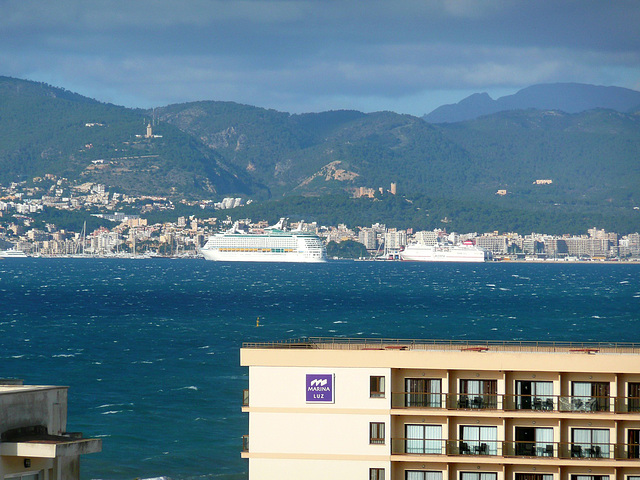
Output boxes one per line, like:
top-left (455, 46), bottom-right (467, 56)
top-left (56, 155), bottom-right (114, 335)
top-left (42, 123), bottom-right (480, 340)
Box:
top-left (0, 77), bottom-right (253, 197)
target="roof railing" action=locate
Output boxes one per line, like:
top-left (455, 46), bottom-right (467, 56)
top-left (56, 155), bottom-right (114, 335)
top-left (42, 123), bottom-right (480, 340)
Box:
top-left (241, 337), bottom-right (640, 354)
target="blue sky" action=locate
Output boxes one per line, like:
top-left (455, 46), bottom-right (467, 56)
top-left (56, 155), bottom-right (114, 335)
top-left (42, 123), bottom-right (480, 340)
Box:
top-left (1, 0), bottom-right (639, 115)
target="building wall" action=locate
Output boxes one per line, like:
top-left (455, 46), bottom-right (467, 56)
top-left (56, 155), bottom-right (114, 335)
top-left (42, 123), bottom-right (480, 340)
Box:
top-left (250, 457), bottom-right (388, 480)
top-left (0, 386), bottom-right (67, 435)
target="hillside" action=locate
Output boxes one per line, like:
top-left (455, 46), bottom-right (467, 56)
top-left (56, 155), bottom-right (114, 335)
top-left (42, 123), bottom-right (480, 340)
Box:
top-left (0, 77), bottom-right (253, 197)
top-left (0, 77), bottom-right (639, 233)
top-left (436, 109), bottom-right (640, 206)
top-left (424, 83), bottom-right (640, 123)
top-left (158, 100), bottom-right (640, 207)
top-left (158, 102), bottom-right (480, 198)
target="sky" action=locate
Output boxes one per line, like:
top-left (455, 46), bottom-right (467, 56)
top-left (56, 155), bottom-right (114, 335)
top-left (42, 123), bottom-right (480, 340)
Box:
top-left (1, 0), bottom-right (639, 116)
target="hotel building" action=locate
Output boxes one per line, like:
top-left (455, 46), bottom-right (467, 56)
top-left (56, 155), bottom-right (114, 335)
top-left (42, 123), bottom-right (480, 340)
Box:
top-left (240, 338), bottom-right (640, 480)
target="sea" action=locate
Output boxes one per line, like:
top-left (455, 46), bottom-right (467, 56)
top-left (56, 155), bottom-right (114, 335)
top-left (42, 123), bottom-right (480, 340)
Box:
top-left (0, 259), bottom-right (639, 480)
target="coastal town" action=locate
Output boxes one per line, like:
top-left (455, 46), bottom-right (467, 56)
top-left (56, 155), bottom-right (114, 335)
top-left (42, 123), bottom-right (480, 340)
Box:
top-left (0, 176), bottom-right (639, 261)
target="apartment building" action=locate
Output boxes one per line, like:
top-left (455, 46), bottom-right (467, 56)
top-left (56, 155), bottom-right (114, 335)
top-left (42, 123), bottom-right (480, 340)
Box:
top-left (240, 339), bottom-right (640, 480)
top-left (0, 380), bottom-right (101, 480)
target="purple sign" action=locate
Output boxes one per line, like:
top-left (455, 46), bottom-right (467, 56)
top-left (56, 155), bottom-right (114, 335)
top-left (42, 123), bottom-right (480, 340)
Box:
top-left (306, 374), bottom-right (334, 403)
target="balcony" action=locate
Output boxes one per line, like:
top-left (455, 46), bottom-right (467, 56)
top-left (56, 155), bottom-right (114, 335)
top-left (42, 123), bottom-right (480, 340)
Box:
top-left (391, 438), bottom-right (447, 455)
top-left (392, 392), bottom-right (445, 409)
top-left (390, 439), bottom-right (640, 460)
top-left (390, 393), bottom-right (640, 414)
top-left (391, 439), bottom-right (501, 456)
top-left (452, 394), bottom-right (500, 410)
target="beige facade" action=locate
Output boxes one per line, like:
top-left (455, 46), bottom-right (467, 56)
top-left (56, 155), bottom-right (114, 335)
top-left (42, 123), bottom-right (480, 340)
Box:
top-left (241, 339), bottom-right (640, 480)
top-left (0, 381), bottom-right (101, 480)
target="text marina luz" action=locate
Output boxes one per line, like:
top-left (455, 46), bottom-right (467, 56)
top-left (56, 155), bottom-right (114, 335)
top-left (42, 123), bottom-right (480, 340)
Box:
top-left (305, 374), bottom-right (335, 403)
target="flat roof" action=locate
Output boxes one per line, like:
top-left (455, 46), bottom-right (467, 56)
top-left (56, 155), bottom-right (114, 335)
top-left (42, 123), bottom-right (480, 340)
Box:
top-left (242, 337), bottom-right (640, 355)
top-left (0, 385), bottom-right (67, 395)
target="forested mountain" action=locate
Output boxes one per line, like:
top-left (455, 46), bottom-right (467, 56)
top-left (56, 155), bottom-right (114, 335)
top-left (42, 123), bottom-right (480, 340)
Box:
top-left (0, 77), bottom-right (253, 196)
top-left (1, 76), bottom-right (639, 233)
top-left (424, 83), bottom-right (640, 123)
top-left (436, 109), bottom-right (640, 206)
top-left (158, 100), bottom-right (640, 208)
top-left (157, 103), bottom-right (474, 198)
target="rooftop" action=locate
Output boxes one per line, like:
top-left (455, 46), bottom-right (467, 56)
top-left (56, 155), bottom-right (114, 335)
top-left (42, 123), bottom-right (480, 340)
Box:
top-left (241, 337), bottom-right (640, 355)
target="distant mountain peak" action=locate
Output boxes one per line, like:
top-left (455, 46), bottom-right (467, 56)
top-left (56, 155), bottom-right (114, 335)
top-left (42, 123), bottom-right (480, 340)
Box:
top-left (424, 83), bottom-right (640, 123)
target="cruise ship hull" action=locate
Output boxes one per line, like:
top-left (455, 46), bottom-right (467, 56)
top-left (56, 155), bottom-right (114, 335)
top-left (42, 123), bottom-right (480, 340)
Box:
top-left (400, 244), bottom-right (487, 263)
top-left (201, 249), bottom-right (325, 263)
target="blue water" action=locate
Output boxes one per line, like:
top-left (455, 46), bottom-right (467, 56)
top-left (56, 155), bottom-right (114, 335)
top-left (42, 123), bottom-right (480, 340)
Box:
top-left (0, 259), bottom-right (638, 479)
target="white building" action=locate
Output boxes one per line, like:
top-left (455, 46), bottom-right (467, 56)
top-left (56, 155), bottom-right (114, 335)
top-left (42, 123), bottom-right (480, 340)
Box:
top-left (0, 380), bottom-right (101, 480)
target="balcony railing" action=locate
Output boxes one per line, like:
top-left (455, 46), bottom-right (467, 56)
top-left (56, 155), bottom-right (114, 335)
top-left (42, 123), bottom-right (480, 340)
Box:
top-left (392, 438), bottom-right (447, 455)
top-left (451, 394), bottom-right (500, 410)
top-left (391, 392), bottom-right (640, 414)
top-left (391, 439), bottom-right (502, 456)
top-left (390, 439), bottom-right (640, 460)
top-left (242, 434), bottom-right (249, 452)
top-left (391, 392), bottom-right (446, 409)
top-left (243, 389), bottom-right (249, 407)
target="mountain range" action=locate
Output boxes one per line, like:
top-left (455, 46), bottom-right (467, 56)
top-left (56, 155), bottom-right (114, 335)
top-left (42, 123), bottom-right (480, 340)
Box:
top-left (424, 83), bottom-right (640, 123)
top-left (1, 76), bottom-right (639, 233)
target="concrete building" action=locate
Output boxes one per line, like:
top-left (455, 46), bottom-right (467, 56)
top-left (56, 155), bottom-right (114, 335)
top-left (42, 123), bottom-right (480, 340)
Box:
top-left (415, 231), bottom-right (438, 246)
top-left (0, 380), bottom-right (101, 480)
top-left (241, 338), bottom-right (640, 480)
top-left (385, 230), bottom-right (407, 252)
top-left (359, 228), bottom-right (378, 250)
top-left (476, 235), bottom-right (508, 255)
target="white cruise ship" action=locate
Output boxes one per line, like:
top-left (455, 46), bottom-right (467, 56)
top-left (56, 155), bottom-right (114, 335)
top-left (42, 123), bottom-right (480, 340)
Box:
top-left (400, 241), bottom-right (488, 263)
top-left (200, 219), bottom-right (327, 263)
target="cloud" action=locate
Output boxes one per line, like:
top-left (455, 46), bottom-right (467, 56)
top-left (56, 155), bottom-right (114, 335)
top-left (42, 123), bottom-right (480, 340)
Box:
top-left (1, 0), bottom-right (638, 114)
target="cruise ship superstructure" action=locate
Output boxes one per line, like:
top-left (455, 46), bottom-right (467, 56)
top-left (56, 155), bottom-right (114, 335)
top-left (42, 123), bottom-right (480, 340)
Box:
top-left (200, 219), bottom-right (327, 263)
top-left (400, 241), bottom-right (488, 262)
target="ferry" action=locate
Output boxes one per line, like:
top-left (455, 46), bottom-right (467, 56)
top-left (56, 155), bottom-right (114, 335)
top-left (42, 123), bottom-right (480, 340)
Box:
top-left (400, 241), bottom-right (488, 263)
top-left (200, 219), bottom-right (327, 263)
top-left (0, 248), bottom-right (28, 258)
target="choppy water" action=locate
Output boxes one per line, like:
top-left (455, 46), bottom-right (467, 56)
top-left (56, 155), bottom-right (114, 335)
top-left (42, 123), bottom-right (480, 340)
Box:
top-left (0, 259), bottom-right (638, 479)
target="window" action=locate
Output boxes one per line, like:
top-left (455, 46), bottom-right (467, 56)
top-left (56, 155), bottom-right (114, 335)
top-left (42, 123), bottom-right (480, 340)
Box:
top-left (515, 381), bottom-right (554, 410)
top-left (460, 472), bottom-right (497, 480)
top-left (405, 424), bottom-right (442, 454)
top-left (459, 425), bottom-right (498, 455)
top-left (4, 474), bottom-right (42, 480)
top-left (459, 379), bottom-right (497, 409)
top-left (571, 476), bottom-right (608, 480)
top-left (406, 471), bottom-right (442, 480)
top-left (571, 382), bottom-right (609, 411)
top-left (514, 427), bottom-right (554, 456)
top-left (370, 468), bottom-right (385, 480)
top-left (370, 422), bottom-right (385, 444)
top-left (370, 376), bottom-right (385, 398)
top-left (629, 383), bottom-right (640, 412)
top-left (628, 429), bottom-right (640, 459)
top-left (516, 474), bottom-right (553, 480)
top-left (405, 378), bottom-right (442, 407)
top-left (571, 428), bottom-right (610, 458)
